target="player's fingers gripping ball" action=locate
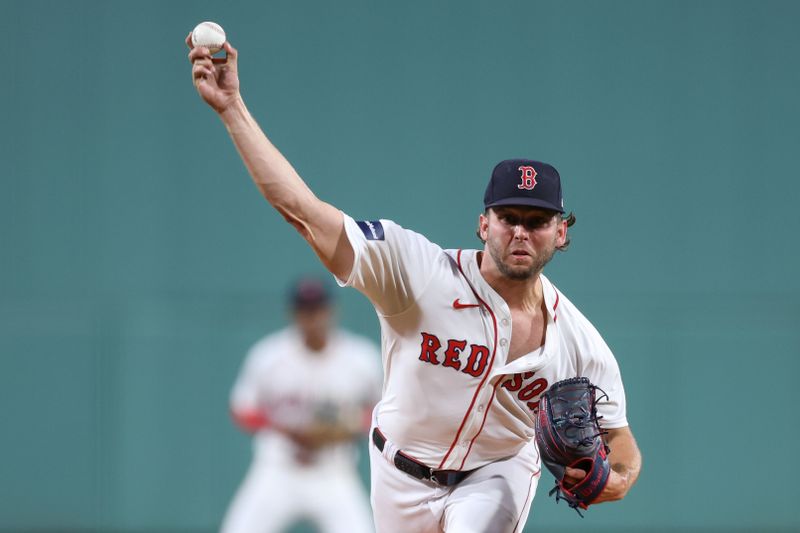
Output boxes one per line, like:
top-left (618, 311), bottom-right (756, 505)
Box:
top-left (191, 21), bottom-right (226, 54)
top-left (534, 377), bottom-right (611, 515)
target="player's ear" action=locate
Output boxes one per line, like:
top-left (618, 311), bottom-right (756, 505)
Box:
top-left (476, 212), bottom-right (489, 243)
top-left (556, 215), bottom-right (568, 247)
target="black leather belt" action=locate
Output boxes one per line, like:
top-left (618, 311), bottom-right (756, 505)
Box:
top-left (372, 428), bottom-right (474, 487)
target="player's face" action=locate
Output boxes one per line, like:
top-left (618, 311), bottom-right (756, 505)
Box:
top-left (480, 206), bottom-right (566, 280)
top-left (294, 305), bottom-right (333, 347)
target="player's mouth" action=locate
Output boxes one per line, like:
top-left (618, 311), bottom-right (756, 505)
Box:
top-left (508, 250), bottom-right (532, 263)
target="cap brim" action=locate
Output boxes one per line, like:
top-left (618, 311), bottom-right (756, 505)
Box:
top-left (485, 197), bottom-right (564, 213)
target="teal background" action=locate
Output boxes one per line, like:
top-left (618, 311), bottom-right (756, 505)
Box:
top-left (2, 0), bottom-right (799, 531)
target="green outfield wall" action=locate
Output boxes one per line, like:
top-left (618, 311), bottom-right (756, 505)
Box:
top-left (2, 1), bottom-right (799, 531)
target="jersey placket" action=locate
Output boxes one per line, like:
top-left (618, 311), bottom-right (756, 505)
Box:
top-left (440, 256), bottom-right (508, 470)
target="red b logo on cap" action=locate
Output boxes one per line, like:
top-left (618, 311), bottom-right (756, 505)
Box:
top-left (517, 166), bottom-right (537, 190)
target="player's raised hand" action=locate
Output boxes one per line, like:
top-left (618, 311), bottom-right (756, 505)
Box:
top-left (186, 34), bottom-right (240, 114)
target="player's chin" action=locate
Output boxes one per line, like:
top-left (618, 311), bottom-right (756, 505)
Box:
top-left (508, 254), bottom-right (535, 268)
top-left (501, 262), bottom-right (537, 281)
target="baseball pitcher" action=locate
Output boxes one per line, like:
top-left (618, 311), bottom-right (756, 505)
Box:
top-left (188, 35), bottom-right (642, 533)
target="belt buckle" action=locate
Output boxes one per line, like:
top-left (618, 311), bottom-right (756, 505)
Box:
top-left (429, 471), bottom-right (443, 486)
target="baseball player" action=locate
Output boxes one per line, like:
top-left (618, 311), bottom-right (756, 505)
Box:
top-left (189, 37), bottom-right (642, 533)
top-left (222, 277), bottom-right (381, 533)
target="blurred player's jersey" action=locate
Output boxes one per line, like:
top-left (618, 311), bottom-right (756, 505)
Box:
top-left (231, 326), bottom-right (381, 469)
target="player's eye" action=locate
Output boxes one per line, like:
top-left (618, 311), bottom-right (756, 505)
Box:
top-left (500, 214), bottom-right (519, 226)
top-left (523, 217), bottom-right (550, 230)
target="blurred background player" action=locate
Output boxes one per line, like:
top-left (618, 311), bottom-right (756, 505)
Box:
top-left (221, 277), bottom-right (381, 533)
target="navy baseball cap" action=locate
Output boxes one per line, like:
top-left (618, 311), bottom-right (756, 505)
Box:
top-left (483, 159), bottom-right (565, 213)
top-left (288, 277), bottom-right (331, 310)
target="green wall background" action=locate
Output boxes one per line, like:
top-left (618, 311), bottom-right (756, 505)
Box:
top-left (2, 1), bottom-right (799, 531)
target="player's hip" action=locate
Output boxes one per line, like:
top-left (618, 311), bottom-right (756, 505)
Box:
top-left (367, 436), bottom-right (540, 533)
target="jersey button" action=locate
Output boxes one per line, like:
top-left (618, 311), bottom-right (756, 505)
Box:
top-left (501, 318), bottom-right (509, 327)
top-left (499, 338), bottom-right (508, 347)
top-left (477, 404), bottom-right (485, 413)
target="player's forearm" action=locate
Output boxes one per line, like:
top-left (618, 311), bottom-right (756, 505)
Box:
top-left (219, 97), bottom-right (319, 227)
top-left (311, 422), bottom-right (365, 444)
top-left (217, 98), bottom-right (352, 277)
top-left (295, 406), bottom-right (372, 447)
top-left (281, 421), bottom-right (365, 451)
top-left (603, 426), bottom-right (642, 501)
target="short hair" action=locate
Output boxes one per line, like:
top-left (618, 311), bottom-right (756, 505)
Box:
top-left (475, 209), bottom-right (576, 252)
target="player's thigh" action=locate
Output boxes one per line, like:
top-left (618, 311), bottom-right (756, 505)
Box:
top-left (312, 470), bottom-right (374, 533)
top-left (221, 464), bottom-right (299, 533)
top-left (443, 445), bottom-right (540, 533)
top-left (368, 439), bottom-right (446, 533)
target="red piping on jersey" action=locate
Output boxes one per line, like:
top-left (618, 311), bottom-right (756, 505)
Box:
top-left (512, 440), bottom-right (541, 533)
top-left (512, 470), bottom-right (540, 533)
top-left (553, 290), bottom-right (560, 322)
top-left (438, 249), bottom-right (499, 470)
top-left (458, 379), bottom-right (501, 470)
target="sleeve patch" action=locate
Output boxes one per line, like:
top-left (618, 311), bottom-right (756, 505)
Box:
top-left (356, 220), bottom-right (385, 241)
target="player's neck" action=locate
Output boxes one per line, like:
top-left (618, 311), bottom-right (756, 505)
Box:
top-left (477, 251), bottom-right (544, 311)
top-left (495, 276), bottom-right (544, 312)
top-left (303, 334), bottom-right (328, 353)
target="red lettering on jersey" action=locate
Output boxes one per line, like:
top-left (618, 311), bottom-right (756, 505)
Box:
top-left (419, 332), bottom-right (442, 364)
top-left (462, 344), bottom-right (490, 377)
top-left (519, 378), bottom-right (548, 401)
top-left (517, 166), bottom-right (537, 190)
top-left (502, 374), bottom-right (523, 391)
top-left (501, 371), bottom-right (534, 392)
top-left (442, 339), bottom-right (467, 370)
top-left (502, 372), bottom-right (549, 412)
top-left (418, 334), bottom-right (490, 378)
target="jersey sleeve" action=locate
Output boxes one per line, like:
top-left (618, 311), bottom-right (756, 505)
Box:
top-left (578, 331), bottom-right (628, 429)
top-left (336, 214), bottom-right (445, 316)
top-left (229, 338), bottom-right (275, 414)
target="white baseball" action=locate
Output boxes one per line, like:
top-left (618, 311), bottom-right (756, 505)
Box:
top-left (191, 21), bottom-right (226, 54)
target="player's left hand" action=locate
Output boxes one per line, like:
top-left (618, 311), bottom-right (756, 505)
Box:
top-left (563, 467), bottom-right (627, 504)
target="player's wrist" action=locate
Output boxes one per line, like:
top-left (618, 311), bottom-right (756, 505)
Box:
top-left (231, 408), bottom-right (271, 433)
top-left (600, 470), bottom-right (630, 502)
top-left (218, 94), bottom-right (247, 122)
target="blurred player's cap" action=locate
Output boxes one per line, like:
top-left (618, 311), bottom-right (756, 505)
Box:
top-left (289, 277), bottom-right (331, 310)
top-left (483, 159), bottom-right (565, 213)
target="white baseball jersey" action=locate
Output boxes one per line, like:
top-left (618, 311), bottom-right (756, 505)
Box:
top-left (337, 215), bottom-right (627, 473)
top-left (223, 326), bottom-right (381, 533)
top-left (230, 325), bottom-right (382, 467)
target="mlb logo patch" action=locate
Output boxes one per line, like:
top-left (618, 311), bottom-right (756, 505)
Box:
top-left (356, 220), bottom-right (384, 241)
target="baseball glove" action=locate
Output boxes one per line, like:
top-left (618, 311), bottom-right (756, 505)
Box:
top-left (535, 377), bottom-right (610, 516)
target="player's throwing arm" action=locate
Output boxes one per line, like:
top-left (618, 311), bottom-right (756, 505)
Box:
top-left (186, 24), bottom-right (354, 281)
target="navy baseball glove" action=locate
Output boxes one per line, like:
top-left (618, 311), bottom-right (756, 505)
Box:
top-left (534, 377), bottom-right (610, 516)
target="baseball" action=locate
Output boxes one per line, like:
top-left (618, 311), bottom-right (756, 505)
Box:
top-left (191, 21), bottom-right (226, 54)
